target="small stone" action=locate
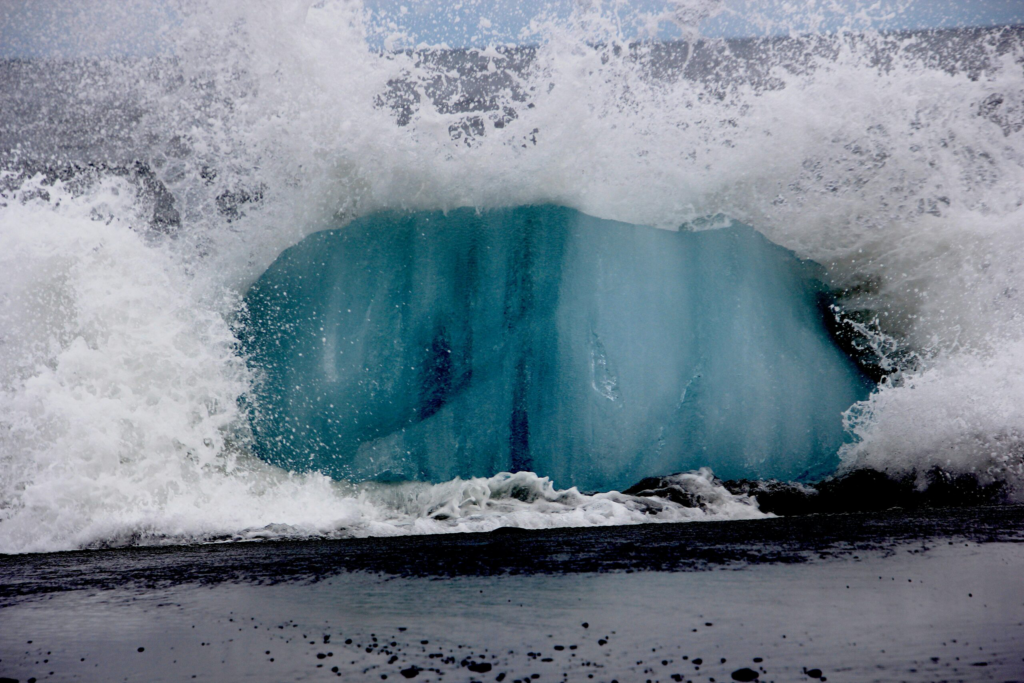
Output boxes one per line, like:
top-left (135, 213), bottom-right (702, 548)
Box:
top-left (731, 668), bottom-right (759, 682)
top-left (805, 668), bottom-right (823, 678)
top-left (137, 647), bottom-right (145, 653)
top-left (400, 665), bottom-right (422, 678)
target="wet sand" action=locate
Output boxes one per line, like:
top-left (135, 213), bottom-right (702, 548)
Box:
top-left (1, 506), bottom-right (1023, 682)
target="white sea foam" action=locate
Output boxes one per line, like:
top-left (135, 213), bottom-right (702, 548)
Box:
top-left (1, 0), bottom-right (1023, 552)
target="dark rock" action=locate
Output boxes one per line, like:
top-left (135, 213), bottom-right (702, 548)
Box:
top-left (720, 479), bottom-right (819, 516)
top-left (805, 668), bottom-right (823, 678)
top-left (467, 662), bottom-right (492, 673)
top-left (622, 477), bottom-right (701, 507)
top-left (400, 665), bottom-right (422, 678)
top-left (731, 668), bottom-right (759, 682)
top-left (629, 466), bottom-right (1009, 517)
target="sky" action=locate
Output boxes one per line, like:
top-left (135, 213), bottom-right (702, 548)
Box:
top-left (367, 0), bottom-right (1024, 47)
top-left (1, 0), bottom-right (1022, 57)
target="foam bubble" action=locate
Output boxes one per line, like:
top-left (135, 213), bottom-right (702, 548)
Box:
top-left (2, 0), bottom-right (1023, 552)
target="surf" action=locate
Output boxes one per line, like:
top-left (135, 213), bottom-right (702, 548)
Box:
top-left (1, 0), bottom-right (1023, 553)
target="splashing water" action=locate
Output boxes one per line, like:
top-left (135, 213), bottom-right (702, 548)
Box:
top-left (1, 0), bottom-right (1023, 553)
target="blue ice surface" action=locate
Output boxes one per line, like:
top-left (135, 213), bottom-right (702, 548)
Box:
top-left (242, 205), bottom-right (872, 491)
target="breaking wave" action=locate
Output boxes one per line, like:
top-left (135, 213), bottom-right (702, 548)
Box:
top-left (1, 0), bottom-right (1023, 553)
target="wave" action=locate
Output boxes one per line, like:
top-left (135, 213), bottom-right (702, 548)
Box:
top-left (1, 1), bottom-right (1023, 553)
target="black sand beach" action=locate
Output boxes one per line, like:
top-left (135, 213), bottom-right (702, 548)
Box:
top-left (2, 505), bottom-right (1022, 682)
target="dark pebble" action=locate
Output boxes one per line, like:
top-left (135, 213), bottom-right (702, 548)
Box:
top-left (693, 658), bottom-right (703, 665)
top-left (805, 668), bottom-right (823, 678)
top-left (137, 647), bottom-right (145, 653)
top-left (400, 665), bottom-right (422, 678)
top-left (731, 668), bottom-right (759, 682)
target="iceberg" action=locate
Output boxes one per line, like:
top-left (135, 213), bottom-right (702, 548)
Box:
top-left (242, 206), bottom-right (871, 490)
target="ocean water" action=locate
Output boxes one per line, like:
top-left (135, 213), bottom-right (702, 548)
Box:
top-left (1, 0), bottom-right (1024, 554)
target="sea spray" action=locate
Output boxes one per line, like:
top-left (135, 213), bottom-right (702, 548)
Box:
top-left (1, 1), bottom-right (1023, 552)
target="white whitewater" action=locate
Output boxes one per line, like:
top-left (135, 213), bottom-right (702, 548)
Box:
top-left (1, 0), bottom-right (1023, 553)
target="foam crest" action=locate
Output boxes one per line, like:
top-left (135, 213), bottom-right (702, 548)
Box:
top-left (1, 1), bottom-right (1023, 552)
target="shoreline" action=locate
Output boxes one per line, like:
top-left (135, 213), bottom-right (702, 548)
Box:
top-left (2, 506), bottom-right (1022, 682)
